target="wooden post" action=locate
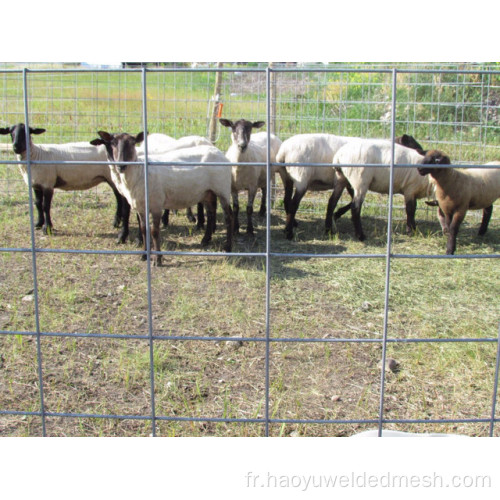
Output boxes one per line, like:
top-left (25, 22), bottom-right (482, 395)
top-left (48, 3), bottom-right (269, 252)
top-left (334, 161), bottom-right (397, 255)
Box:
top-left (208, 62), bottom-right (224, 144)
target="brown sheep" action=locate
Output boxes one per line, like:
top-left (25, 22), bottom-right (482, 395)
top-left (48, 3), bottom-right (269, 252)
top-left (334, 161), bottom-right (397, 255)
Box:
top-left (417, 153), bottom-right (500, 254)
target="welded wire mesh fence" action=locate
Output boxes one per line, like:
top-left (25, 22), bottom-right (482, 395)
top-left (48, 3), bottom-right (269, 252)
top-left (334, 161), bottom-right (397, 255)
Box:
top-left (0, 63), bottom-right (499, 437)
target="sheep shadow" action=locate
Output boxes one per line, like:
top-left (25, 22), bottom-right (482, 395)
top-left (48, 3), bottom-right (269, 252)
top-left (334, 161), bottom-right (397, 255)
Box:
top-left (276, 212), bottom-right (391, 249)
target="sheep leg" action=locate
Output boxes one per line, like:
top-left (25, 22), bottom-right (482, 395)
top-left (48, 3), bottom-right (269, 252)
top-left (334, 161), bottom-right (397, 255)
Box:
top-left (161, 209), bottom-right (170, 228)
top-left (281, 174), bottom-right (294, 216)
top-left (478, 205), bottom-right (493, 236)
top-left (138, 213), bottom-right (148, 261)
top-left (334, 202), bottom-right (353, 220)
top-left (246, 188), bottom-right (258, 236)
top-left (333, 183), bottom-right (354, 221)
top-left (134, 212), bottom-right (145, 246)
top-left (201, 193), bottom-right (217, 246)
top-left (33, 186), bottom-right (44, 229)
top-left (107, 182), bottom-right (124, 228)
top-left (117, 198), bottom-right (131, 244)
top-left (285, 188), bottom-right (306, 240)
top-left (196, 202), bottom-right (206, 230)
top-left (350, 196), bottom-right (366, 241)
top-left (232, 191), bottom-right (240, 235)
top-left (437, 207), bottom-right (449, 235)
top-left (218, 195), bottom-right (234, 252)
top-left (151, 212), bottom-right (162, 267)
top-left (332, 173), bottom-right (354, 223)
top-left (209, 199), bottom-right (216, 233)
top-left (325, 182), bottom-right (348, 234)
top-left (258, 186), bottom-right (266, 217)
top-left (186, 207), bottom-right (196, 223)
top-left (446, 211), bottom-right (466, 255)
top-left (405, 198), bottom-right (417, 234)
top-left (42, 188), bottom-right (54, 235)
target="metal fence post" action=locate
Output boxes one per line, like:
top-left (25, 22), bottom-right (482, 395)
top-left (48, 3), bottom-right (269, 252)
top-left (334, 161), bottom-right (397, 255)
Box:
top-left (264, 64), bottom-right (273, 437)
top-left (489, 324), bottom-right (500, 436)
top-left (22, 68), bottom-right (47, 436)
top-left (377, 68), bottom-right (398, 436)
top-left (141, 67), bottom-right (157, 437)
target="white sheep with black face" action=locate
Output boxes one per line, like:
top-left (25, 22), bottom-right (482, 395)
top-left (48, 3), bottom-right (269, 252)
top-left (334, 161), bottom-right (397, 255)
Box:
top-left (138, 133), bottom-right (213, 230)
top-left (418, 156), bottom-right (500, 254)
top-left (276, 133), bottom-right (427, 240)
top-left (0, 123), bottom-right (126, 238)
top-left (275, 133), bottom-right (358, 240)
top-left (219, 118), bottom-right (285, 235)
top-left (332, 139), bottom-right (446, 241)
top-left (91, 131), bottom-right (234, 266)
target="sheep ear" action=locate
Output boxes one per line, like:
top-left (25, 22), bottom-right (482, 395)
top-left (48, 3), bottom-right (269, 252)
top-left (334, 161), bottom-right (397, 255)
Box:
top-left (90, 138), bottom-right (105, 146)
top-left (97, 131), bottom-right (113, 143)
top-left (399, 134), bottom-right (410, 145)
top-left (29, 127), bottom-right (46, 135)
top-left (0, 127), bottom-right (10, 135)
top-left (438, 154), bottom-right (451, 165)
top-left (252, 121), bottom-right (265, 129)
top-left (219, 118), bottom-right (233, 128)
top-left (135, 132), bottom-right (144, 145)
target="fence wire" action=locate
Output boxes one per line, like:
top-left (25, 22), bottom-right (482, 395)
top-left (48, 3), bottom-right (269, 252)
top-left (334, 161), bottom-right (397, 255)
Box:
top-left (0, 64), bottom-right (499, 437)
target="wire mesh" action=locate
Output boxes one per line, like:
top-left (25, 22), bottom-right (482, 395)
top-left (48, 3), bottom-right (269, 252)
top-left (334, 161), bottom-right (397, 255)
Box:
top-left (0, 63), bottom-right (499, 437)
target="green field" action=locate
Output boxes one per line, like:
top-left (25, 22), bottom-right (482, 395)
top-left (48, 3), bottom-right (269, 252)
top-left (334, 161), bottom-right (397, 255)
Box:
top-left (0, 63), bottom-right (499, 437)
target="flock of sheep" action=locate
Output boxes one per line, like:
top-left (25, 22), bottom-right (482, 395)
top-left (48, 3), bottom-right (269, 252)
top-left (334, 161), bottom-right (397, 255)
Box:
top-left (1, 120), bottom-right (499, 262)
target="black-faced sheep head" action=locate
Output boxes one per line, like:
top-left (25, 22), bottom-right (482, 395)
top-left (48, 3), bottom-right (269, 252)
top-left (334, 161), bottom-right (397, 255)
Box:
top-left (0, 123), bottom-right (46, 155)
top-left (417, 150), bottom-right (451, 177)
top-left (91, 131), bottom-right (144, 172)
top-left (219, 118), bottom-right (265, 153)
top-left (395, 134), bottom-right (426, 155)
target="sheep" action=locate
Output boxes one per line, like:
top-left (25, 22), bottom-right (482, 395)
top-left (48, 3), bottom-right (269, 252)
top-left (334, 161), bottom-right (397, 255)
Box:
top-left (159, 135), bottom-right (213, 228)
top-left (133, 133), bottom-right (214, 235)
top-left (78, 132), bottom-right (213, 246)
top-left (175, 135), bottom-right (213, 148)
top-left (137, 133), bottom-right (212, 156)
top-left (417, 155), bottom-right (500, 254)
top-left (90, 131), bottom-right (233, 266)
top-left (277, 133), bottom-right (426, 240)
top-left (219, 118), bottom-right (286, 235)
top-left (136, 132), bottom-right (176, 154)
top-left (331, 139), bottom-right (448, 241)
top-left (327, 134), bottom-right (430, 229)
top-left (142, 135), bottom-right (213, 229)
top-left (275, 133), bottom-right (362, 240)
top-left (0, 123), bottom-right (126, 238)
top-left (250, 130), bottom-right (290, 216)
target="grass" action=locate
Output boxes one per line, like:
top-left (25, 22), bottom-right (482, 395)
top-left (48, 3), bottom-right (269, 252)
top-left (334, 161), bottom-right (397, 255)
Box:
top-left (0, 183), bottom-right (498, 437)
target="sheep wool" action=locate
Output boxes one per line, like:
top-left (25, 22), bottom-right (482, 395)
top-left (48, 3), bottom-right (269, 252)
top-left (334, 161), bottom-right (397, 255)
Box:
top-left (333, 139), bottom-right (438, 241)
